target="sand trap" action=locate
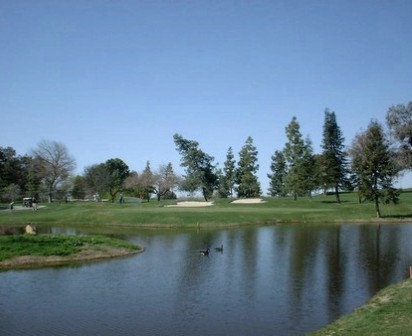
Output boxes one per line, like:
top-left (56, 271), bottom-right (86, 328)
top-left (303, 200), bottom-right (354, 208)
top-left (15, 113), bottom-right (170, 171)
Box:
top-left (165, 201), bottom-right (214, 208)
top-left (231, 198), bottom-right (267, 204)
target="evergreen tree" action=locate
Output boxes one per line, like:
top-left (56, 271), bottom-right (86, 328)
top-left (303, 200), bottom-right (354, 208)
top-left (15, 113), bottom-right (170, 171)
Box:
top-left (25, 166), bottom-right (41, 199)
top-left (236, 136), bottom-right (261, 198)
top-left (301, 136), bottom-right (317, 197)
top-left (268, 150), bottom-right (287, 197)
top-left (0, 147), bottom-right (20, 191)
top-left (283, 117), bottom-right (306, 199)
top-left (321, 109), bottom-right (347, 203)
top-left (140, 161), bottom-right (155, 201)
top-left (219, 147), bottom-right (236, 198)
top-left (0, 147), bottom-right (33, 198)
top-left (349, 120), bottom-right (399, 218)
top-left (173, 134), bottom-right (218, 201)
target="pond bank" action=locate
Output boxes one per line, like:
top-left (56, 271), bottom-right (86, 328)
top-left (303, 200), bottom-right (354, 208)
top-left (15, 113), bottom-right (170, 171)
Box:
top-left (310, 278), bottom-right (412, 335)
top-left (0, 234), bottom-right (143, 270)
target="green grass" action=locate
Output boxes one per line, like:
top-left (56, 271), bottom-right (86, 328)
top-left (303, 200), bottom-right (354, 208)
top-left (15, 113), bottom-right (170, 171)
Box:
top-left (1, 192), bottom-right (412, 228)
top-left (309, 279), bottom-right (412, 335)
top-left (0, 234), bottom-right (139, 261)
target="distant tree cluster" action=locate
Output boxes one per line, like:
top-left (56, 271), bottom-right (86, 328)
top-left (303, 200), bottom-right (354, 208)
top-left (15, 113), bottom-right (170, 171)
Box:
top-left (0, 140), bottom-right (75, 204)
top-left (266, 106), bottom-right (405, 217)
top-left (173, 134), bottom-right (261, 201)
top-left (1, 101), bottom-right (411, 217)
top-left (268, 113), bottom-right (344, 200)
top-left (123, 161), bottom-right (180, 202)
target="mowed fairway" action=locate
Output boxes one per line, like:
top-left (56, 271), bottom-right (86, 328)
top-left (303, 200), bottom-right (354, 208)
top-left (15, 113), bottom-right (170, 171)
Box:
top-left (2, 192), bottom-right (412, 228)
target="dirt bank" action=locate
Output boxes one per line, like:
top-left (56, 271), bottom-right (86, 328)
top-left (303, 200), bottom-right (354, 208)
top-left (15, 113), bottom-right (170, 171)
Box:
top-left (0, 244), bottom-right (144, 270)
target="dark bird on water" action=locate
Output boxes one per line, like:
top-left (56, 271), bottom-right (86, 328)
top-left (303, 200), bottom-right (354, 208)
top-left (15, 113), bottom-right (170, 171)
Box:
top-left (200, 248), bottom-right (210, 256)
top-left (215, 244), bottom-right (223, 252)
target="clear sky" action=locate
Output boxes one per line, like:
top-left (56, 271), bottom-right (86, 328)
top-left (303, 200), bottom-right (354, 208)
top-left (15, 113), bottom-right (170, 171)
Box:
top-left (2, 0), bottom-right (412, 194)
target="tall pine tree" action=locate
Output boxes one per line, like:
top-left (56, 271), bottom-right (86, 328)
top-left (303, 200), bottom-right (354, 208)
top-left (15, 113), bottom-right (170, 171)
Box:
top-left (301, 136), bottom-right (317, 197)
top-left (218, 147), bottom-right (236, 198)
top-left (236, 136), bottom-right (261, 198)
top-left (321, 109), bottom-right (347, 203)
top-left (268, 150), bottom-right (287, 197)
top-left (283, 117), bottom-right (306, 199)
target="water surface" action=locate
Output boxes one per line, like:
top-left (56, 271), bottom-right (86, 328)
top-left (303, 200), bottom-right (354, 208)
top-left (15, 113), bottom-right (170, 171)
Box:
top-left (1, 223), bottom-right (411, 335)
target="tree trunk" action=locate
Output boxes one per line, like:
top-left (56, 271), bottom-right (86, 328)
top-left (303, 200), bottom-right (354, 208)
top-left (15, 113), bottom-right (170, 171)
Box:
top-left (335, 185), bottom-right (341, 204)
top-left (48, 184), bottom-right (53, 203)
top-left (202, 187), bottom-right (208, 202)
top-left (110, 190), bottom-right (116, 203)
top-left (375, 195), bottom-right (381, 218)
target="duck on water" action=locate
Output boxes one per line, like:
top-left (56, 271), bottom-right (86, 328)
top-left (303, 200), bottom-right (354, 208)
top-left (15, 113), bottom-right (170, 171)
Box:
top-left (200, 248), bottom-right (210, 256)
top-left (215, 244), bottom-right (223, 252)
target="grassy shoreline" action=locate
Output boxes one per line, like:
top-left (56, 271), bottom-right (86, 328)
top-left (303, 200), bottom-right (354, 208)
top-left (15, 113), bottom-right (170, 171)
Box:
top-left (309, 279), bottom-right (412, 335)
top-left (0, 234), bottom-right (142, 270)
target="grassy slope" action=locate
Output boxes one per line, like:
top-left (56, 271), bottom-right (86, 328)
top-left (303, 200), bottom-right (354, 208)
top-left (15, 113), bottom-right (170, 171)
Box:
top-left (310, 279), bottom-right (412, 335)
top-left (0, 234), bottom-right (140, 262)
top-left (0, 234), bottom-right (142, 270)
top-left (1, 192), bottom-right (412, 228)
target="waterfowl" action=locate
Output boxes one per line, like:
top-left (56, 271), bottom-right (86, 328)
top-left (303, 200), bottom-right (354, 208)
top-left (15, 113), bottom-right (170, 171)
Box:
top-left (215, 244), bottom-right (223, 252)
top-left (200, 248), bottom-right (210, 256)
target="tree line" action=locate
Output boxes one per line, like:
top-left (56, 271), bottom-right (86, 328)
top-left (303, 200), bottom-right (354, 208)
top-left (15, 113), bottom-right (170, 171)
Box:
top-left (1, 101), bottom-right (411, 217)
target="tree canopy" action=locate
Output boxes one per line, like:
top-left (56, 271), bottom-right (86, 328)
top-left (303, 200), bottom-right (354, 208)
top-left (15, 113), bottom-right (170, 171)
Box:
top-left (268, 150), bottom-right (287, 197)
top-left (349, 120), bottom-right (399, 218)
top-left (32, 140), bottom-right (76, 202)
top-left (152, 163), bottom-right (180, 201)
top-left (84, 158), bottom-right (129, 202)
top-left (236, 136), bottom-right (261, 198)
top-left (2, 100), bottom-right (410, 214)
top-left (320, 109), bottom-right (347, 203)
top-left (283, 117), bottom-right (307, 199)
top-left (386, 101), bottom-right (412, 170)
top-left (173, 134), bottom-right (218, 201)
top-left (218, 147), bottom-right (236, 198)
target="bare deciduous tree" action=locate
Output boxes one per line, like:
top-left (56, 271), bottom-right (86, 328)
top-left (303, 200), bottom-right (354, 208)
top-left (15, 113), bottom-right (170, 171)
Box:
top-left (386, 101), bottom-right (412, 170)
top-left (32, 140), bottom-right (76, 202)
top-left (153, 163), bottom-right (180, 201)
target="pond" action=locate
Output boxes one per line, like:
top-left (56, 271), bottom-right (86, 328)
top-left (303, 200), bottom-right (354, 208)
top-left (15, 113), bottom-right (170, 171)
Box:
top-left (1, 223), bottom-right (411, 335)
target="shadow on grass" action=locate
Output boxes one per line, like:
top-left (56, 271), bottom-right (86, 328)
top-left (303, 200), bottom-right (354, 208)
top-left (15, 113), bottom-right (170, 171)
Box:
top-left (321, 200), bottom-right (351, 204)
top-left (381, 214), bottom-right (412, 219)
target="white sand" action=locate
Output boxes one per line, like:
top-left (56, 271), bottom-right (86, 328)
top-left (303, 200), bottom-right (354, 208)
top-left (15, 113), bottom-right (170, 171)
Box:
top-left (165, 199), bottom-right (267, 207)
top-left (231, 198), bottom-right (267, 204)
top-left (165, 201), bottom-right (214, 207)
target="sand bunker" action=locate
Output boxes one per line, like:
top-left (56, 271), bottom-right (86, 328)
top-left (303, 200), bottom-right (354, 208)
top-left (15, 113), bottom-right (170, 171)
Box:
top-left (164, 198), bottom-right (266, 207)
top-left (231, 198), bottom-right (267, 204)
top-left (165, 201), bottom-right (214, 207)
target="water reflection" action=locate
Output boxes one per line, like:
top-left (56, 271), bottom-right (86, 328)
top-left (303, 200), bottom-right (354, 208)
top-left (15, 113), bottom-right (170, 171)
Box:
top-left (1, 223), bottom-right (411, 335)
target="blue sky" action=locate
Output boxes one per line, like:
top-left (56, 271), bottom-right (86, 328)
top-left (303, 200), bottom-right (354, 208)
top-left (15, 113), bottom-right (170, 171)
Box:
top-left (2, 0), bottom-right (412, 194)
